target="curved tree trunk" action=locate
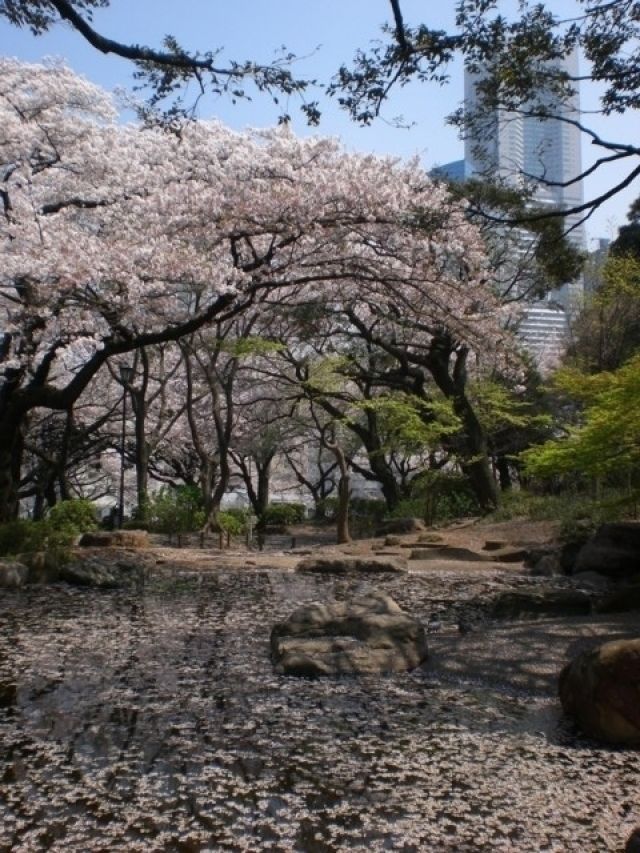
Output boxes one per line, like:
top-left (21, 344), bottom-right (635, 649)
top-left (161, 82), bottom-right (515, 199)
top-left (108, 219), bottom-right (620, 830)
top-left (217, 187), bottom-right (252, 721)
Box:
top-left (427, 338), bottom-right (498, 512)
top-left (326, 437), bottom-right (351, 544)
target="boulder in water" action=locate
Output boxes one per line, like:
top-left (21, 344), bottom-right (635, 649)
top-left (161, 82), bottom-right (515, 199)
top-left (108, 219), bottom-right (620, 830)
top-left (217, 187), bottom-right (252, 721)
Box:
top-left (574, 522), bottom-right (640, 579)
top-left (491, 588), bottom-right (592, 619)
top-left (271, 591), bottom-right (428, 677)
top-left (559, 638), bottom-right (640, 745)
top-left (60, 548), bottom-right (151, 588)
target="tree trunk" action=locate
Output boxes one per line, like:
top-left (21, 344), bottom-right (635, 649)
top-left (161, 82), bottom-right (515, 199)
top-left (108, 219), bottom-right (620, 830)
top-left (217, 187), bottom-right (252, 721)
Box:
top-left (133, 400), bottom-right (150, 522)
top-left (255, 458), bottom-right (272, 527)
top-left (336, 472), bottom-right (351, 544)
top-left (427, 339), bottom-right (498, 513)
top-left (0, 414), bottom-right (25, 522)
top-left (326, 438), bottom-right (351, 544)
top-left (454, 400), bottom-right (498, 511)
top-left (496, 454), bottom-right (512, 491)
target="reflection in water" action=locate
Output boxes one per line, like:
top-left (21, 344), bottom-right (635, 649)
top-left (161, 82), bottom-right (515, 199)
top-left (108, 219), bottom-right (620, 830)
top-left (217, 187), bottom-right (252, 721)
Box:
top-left (0, 571), bottom-right (638, 851)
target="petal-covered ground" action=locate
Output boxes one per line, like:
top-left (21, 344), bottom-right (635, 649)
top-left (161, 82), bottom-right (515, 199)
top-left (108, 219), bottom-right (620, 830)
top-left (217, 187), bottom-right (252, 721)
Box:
top-left (0, 569), bottom-right (638, 852)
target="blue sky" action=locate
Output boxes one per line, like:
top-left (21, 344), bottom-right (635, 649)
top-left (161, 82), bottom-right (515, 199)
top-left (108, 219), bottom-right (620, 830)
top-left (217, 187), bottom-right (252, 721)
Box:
top-left (1, 0), bottom-right (636, 245)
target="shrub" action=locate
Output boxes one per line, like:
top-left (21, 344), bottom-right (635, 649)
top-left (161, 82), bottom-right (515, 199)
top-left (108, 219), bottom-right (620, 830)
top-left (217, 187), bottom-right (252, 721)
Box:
top-left (402, 471), bottom-right (481, 524)
top-left (0, 514), bottom-right (80, 561)
top-left (261, 503), bottom-right (306, 526)
top-left (218, 508), bottom-right (250, 537)
top-left (0, 519), bottom-right (48, 557)
top-left (47, 499), bottom-right (97, 533)
top-left (317, 497), bottom-right (339, 521)
top-left (349, 498), bottom-right (387, 521)
top-left (146, 486), bottom-right (206, 535)
top-left (488, 488), bottom-right (629, 540)
top-left (318, 497), bottom-right (386, 524)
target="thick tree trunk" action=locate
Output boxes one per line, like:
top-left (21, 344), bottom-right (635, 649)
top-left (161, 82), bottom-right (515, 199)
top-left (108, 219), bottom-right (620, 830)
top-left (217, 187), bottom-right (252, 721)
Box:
top-left (428, 339), bottom-right (498, 513)
top-left (366, 451), bottom-right (401, 511)
top-left (0, 414), bottom-right (25, 522)
top-left (453, 406), bottom-right (498, 511)
top-left (255, 460), bottom-right (271, 527)
top-left (133, 407), bottom-right (150, 522)
top-left (200, 460), bottom-right (219, 528)
top-left (135, 443), bottom-right (150, 522)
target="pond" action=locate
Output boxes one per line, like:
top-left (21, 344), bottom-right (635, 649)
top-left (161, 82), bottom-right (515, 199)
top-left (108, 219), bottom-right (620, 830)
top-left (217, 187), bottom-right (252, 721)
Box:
top-left (0, 570), bottom-right (638, 851)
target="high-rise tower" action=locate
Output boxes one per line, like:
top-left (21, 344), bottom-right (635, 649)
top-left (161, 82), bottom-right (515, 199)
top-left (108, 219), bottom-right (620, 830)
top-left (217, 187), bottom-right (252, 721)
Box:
top-left (435, 55), bottom-right (586, 363)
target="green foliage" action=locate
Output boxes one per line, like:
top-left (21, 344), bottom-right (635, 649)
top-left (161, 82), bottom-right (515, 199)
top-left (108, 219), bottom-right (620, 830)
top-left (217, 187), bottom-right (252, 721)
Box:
top-left (319, 496), bottom-right (386, 523)
top-left (353, 393), bottom-right (460, 454)
top-left (0, 499), bottom-right (98, 559)
top-left (610, 195), bottom-right (640, 260)
top-left (217, 508), bottom-right (251, 536)
top-left (0, 519), bottom-right (48, 557)
top-left (470, 379), bottom-right (551, 435)
top-left (349, 497), bottom-right (387, 521)
top-left (146, 486), bottom-right (206, 535)
top-left (47, 499), bottom-right (97, 533)
top-left (221, 336), bottom-right (285, 359)
top-left (522, 354), bottom-right (640, 481)
top-left (0, 500), bottom-right (97, 560)
top-left (488, 489), bottom-right (629, 536)
top-left (568, 249), bottom-right (640, 372)
top-left (304, 355), bottom-right (351, 394)
top-left (529, 215), bottom-right (585, 289)
top-left (261, 503), bottom-right (306, 526)
top-left (407, 469), bottom-right (481, 524)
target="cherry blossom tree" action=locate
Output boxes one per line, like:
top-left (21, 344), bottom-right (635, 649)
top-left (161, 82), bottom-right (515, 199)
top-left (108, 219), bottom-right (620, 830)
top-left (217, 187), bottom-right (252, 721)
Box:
top-left (1, 58), bottom-right (511, 521)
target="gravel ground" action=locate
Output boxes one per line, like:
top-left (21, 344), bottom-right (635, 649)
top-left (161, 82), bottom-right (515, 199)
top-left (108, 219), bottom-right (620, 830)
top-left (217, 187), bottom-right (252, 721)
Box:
top-left (0, 549), bottom-right (638, 851)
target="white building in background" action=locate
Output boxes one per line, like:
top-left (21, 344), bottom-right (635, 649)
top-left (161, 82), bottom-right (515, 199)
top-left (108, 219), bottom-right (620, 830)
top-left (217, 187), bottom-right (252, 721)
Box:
top-left (436, 54), bottom-right (586, 362)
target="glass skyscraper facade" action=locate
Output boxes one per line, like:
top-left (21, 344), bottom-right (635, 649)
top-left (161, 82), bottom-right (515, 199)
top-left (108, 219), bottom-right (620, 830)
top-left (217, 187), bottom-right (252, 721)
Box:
top-left (435, 55), bottom-right (586, 363)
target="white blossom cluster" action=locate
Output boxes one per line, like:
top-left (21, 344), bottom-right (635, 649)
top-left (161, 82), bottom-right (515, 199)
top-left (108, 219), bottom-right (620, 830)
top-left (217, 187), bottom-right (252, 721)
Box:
top-left (1, 59), bottom-right (515, 403)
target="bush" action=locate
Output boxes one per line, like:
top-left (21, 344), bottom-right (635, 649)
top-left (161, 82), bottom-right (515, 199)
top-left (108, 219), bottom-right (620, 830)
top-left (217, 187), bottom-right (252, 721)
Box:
top-left (488, 488), bottom-right (629, 541)
top-left (402, 471), bottom-right (481, 524)
top-left (218, 508), bottom-right (250, 537)
top-left (261, 503), bottom-right (306, 526)
top-left (0, 506), bottom-right (91, 560)
top-left (0, 519), bottom-right (48, 557)
top-left (146, 486), bottom-right (206, 536)
top-left (317, 496), bottom-right (339, 521)
top-left (48, 499), bottom-right (97, 533)
top-left (350, 498), bottom-right (387, 522)
top-left (319, 497), bottom-right (386, 524)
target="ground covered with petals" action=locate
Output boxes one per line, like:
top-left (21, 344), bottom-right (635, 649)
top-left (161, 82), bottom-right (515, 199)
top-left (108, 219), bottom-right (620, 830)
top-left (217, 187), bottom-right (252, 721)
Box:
top-left (0, 568), bottom-right (638, 852)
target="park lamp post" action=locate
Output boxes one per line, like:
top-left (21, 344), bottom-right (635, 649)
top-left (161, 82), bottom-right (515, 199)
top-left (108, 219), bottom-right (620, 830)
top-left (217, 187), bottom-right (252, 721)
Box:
top-left (118, 364), bottom-right (134, 529)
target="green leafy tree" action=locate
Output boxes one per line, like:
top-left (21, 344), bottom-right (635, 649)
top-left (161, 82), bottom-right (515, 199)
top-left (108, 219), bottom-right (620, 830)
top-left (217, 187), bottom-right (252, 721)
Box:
top-left (610, 196), bottom-right (640, 260)
top-left (522, 355), bottom-right (640, 490)
top-left (470, 374), bottom-right (553, 490)
top-left (569, 253), bottom-right (640, 372)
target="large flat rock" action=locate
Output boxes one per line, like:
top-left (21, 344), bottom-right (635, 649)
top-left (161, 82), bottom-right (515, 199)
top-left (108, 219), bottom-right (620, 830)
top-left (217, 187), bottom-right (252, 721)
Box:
top-left (295, 556), bottom-right (407, 574)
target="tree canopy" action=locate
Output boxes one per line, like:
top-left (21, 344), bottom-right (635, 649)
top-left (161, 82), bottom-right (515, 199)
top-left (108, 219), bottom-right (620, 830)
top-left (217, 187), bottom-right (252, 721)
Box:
top-left (0, 58), bottom-right (515, 521)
